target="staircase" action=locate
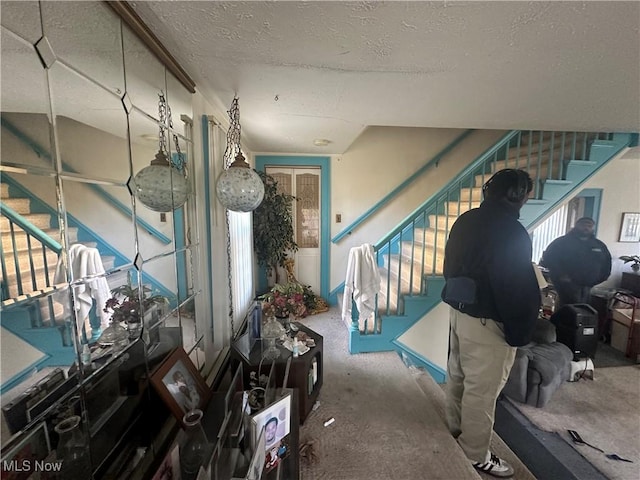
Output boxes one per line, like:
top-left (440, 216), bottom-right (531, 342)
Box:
top-left (345, 130), bottom-right (635, 375)
top-left (0, 179), bottom-right (120, 389)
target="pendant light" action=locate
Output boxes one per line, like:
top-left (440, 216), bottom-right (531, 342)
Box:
top-left (133, 92), bottom-right (190, 212)
top-left (215, 97), bottom-right (264, 212)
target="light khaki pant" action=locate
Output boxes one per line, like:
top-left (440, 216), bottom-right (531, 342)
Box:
top-left (445, 308), bottom-right (516, 463)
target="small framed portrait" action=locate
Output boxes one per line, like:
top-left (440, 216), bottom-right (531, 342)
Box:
top-left (0, 421), bottom-right (51, 480)
top-left (250, 392), bottom-right (291, 454)
top-left (618, 212), bottom-right (640, 242)
top-left (150, 347), bottom-right (211, 426)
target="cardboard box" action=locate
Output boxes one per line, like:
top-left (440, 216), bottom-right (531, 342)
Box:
top-left (611, 308), bottom-right (640, 361)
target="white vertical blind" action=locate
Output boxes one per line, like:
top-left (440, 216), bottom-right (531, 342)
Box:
top-left (531, 204), bottom-right (568, 264)
top-left (228, 209), bottom-right (255, 327)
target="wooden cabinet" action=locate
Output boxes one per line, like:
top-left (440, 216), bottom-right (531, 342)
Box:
top-left (231, 322), bottom-right (323, 424)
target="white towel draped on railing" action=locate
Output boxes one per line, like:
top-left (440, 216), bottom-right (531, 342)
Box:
top-left (54, 243), bottom-right (111, 331)
top-left (342, 243), bottom-right (381, 331)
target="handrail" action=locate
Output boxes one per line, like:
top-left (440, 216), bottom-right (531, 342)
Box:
top-left (0, 203), bottom-right (62, 253)
top-left (1, 118), bottom-right (171, 245)
top-left (375, 130), bottom-right (519, 248)
top-left (332, 129), bottom-right (474, 243)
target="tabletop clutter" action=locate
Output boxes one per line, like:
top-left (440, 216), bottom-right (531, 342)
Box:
top-left (281, 331), bottom-right (315, 357)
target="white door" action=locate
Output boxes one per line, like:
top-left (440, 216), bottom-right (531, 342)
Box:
top-left (266, 167), bottom-right (321, 293)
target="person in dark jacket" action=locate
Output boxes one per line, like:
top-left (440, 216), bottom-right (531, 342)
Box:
top-left (540, 217), bottom-right (612, 307)
top-left (441, 168), bottom-right (541, 478)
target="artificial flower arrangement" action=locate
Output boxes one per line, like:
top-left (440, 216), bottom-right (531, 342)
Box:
top-left (259, 282), bottom-right (319, 319)
top-left (103, 280), bottom-right (168, 324)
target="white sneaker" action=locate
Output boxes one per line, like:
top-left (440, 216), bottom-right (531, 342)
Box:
top-left (473, 453), bottom-right (515, 478)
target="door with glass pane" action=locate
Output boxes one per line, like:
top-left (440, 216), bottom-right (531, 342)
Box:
top-left (266, 167), bottom-right (321, 293)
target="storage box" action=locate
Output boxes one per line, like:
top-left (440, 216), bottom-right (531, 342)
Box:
top-left (611, 308), bottom-right (640, 361)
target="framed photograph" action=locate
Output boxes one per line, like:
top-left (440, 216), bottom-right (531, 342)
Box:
top-left (619, 212), bottom-right (640, 242)
top-left (150, 347), bottom-right (211, 426)
top-left (247, 425), bottom-right (266, 480)
top-left (0, 421), bottom-right (51, 480)
top-left (250, 392), bottom-right (291, 454)
top-left (151, 443), bottom-right (180, 480)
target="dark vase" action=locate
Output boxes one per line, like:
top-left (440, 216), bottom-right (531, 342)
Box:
top-left (180, 409), bottom-right (209, 480)
top-left (54, 415), bottom-right (92, 479)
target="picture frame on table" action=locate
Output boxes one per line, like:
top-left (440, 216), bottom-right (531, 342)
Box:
top-left (150, 347), bottom-right (211, 427)
top-left (0, 421), bottom-right (51, 480)
top-left (250, 391), bottom-right (292, 473)
top-left (618, 212), bottom-right (640, 242)
top-left (151, 443), bottom-right (180, 480)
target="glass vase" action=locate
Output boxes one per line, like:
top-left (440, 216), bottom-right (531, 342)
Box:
top-left (180, 409), bottom-right (209, 480)
top-left (262, 315), bottom-right (285, 360)
top-left (54, 415), bottom-right (91, 479)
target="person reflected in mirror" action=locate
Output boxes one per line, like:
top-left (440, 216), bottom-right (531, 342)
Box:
top-left (540, 217), bottom-right (612, 308)
top-left (441, 169), bottom-right (541, 478)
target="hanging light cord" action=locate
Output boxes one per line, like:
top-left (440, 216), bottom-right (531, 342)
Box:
top-left (223, 97), bottom-right (241, 337)
top-left (158, 92), bottom-right (186, 172)
top-left (223, 97), bottom-right (241, 168)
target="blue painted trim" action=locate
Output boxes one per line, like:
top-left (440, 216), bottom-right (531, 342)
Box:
top-left (575, 188), bottom-right (603, 232)
top-left (201, 115), bottom-right (215, 340)
top-left (255, 156), bottom-right (331, 301)
top-left (332, 129), bottom-right (474, 243)
top-left (391, 339), bottom-right (447, 384)
top-left (173, 207), bottom-right (188, 302)
top-left (1, 117), bottom-right (171, 245)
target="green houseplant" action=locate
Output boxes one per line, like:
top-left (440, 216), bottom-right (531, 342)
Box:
top-left (619, 255), bottom-right (640, 273)
top-left (253, 171), bottom-right (298, 284)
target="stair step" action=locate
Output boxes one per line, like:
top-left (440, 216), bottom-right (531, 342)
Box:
top-left (2, 227), bottom-right (75, 250)
top-left (1, 183), bottom-right (10, 198)
top-left (1, 213), bottom-right (52, 231)
top-left (459, 187), bottom-right (483, 202)
top-left (4, 266), bottom-right (58, 298)
top-left (400, 242), bottom-right (445, 268)
top-left (2, 198), bottom-right (31, 214)
top-left (426, 214), bottom-right (458, 231)
top-left (1, 285), bottom-right (65, 308)
top-left (2, 249), bottom-right (59, 277)
top-left (443, 200), bottom-right (480, 216)
top-left (474, 162), bottom-right (563, 187)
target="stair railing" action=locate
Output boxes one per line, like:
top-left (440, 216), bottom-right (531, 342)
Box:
top-left (0, 202), bottom-right (61, 301)
top-left (363, 130), bottom-right (613, 334)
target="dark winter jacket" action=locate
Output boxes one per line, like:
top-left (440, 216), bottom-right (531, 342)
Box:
top-left (540, 231), bottom-right (612, 287)
top-left (441, 198), bottom-right (541, 347)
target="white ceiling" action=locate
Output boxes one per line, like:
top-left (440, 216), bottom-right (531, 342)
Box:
top-left (131, 1), bottom-right (639, 155)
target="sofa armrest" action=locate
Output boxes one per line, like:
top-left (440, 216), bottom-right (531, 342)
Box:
top-left (502, 347), bottom-right (533, 403)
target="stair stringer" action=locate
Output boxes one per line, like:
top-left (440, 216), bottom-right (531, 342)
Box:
top-left (349, 132), bottom-right (634, 376)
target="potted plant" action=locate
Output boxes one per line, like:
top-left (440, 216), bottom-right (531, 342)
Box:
top-left (619, 255), bottom-right (640, 274)
top-left (253, 171), bottom-right (298, 285)
top-left (103, 277), bottom-right (168, 339)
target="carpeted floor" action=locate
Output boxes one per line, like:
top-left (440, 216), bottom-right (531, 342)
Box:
top-left (297, 308), bottom-right (535, 480)
top-left (512, 364), bottom-right (640, 480)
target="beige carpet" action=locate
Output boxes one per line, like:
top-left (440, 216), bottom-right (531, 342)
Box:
top-left (513, 365), bottom-right (640, 480)
top-left (297, 308), bottom-right (535, 480)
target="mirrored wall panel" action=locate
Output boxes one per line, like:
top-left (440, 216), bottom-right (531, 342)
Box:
top-left (1, 2), bottom-right (199, 478)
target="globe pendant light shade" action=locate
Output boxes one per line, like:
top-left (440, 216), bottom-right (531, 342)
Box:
top-left (134, 150), bottom-right (190, 212)
top-left (216, 152), bottom-right (264, 212)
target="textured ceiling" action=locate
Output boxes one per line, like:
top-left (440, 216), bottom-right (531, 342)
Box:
top-left (130, 1), bottom-right (640, 154)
